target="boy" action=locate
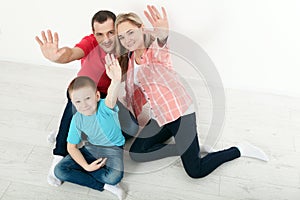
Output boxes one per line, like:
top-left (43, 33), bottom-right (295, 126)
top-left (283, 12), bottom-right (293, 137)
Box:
top-left (54, 54), bottom-right (125, 200)
top-left (36, 10), bottom-right (139, 187)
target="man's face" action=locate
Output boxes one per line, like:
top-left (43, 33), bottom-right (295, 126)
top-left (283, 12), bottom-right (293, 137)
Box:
top-left (93, 19), bottom-right (116, 54)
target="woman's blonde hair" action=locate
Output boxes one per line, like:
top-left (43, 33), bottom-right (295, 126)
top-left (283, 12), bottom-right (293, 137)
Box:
top-left (115, 12), bottom-right (155, 74)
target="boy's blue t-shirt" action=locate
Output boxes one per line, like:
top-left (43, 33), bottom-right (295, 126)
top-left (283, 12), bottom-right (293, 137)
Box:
top-left (67, 99), bottom-right (125, 147)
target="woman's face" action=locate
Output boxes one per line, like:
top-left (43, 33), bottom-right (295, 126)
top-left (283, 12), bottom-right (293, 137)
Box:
top-left (117, 21), bottom-right (144, 52)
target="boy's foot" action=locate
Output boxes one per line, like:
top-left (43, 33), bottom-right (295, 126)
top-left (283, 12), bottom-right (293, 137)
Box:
top-left (104, 183), bottom-right (126, 200)
top-left (47, 130), bottom-right (57, 144)
top-left (47, 155), bottom-right (64, 186)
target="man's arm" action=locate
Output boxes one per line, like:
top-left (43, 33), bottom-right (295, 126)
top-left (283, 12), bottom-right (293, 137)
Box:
top-left (104, 54), bottom-right (122, 109)
top-left (35, 30), bottom-right (84, 63)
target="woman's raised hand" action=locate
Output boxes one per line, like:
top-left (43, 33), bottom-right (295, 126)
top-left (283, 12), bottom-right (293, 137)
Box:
top-left (144, 5), bottom-right (169, 42)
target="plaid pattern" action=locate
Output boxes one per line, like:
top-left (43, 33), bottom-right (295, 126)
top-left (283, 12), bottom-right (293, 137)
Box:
top-left (124, 40), bottom-right (193, 127)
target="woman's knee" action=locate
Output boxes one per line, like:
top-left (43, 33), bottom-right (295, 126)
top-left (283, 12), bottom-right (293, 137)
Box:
top-left (129, 143), bottom-right (148, 162)
top-left (129, 151), bottom-right (145, 162)
top-left (183, 165), bottom-right (208, 179)
top-left (186, 171), bottom-right (206, 179)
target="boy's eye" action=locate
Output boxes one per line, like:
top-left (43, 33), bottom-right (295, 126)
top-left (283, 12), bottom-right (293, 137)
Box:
top-left (75, 101), bottom-right (81, 104)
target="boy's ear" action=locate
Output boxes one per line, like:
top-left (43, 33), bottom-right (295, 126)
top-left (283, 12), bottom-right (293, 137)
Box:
top-left (96, 91), bottom-right (101, 101)
top-left (69, 93), bottom-right (73, 103)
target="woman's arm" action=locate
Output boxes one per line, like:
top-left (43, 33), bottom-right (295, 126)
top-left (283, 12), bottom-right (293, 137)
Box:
top-left (144, 5), bottom-right (169, 47)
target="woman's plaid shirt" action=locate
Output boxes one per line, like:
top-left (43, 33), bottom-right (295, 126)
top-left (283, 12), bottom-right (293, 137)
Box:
top-left (124, 40), bottom-right (193, 127)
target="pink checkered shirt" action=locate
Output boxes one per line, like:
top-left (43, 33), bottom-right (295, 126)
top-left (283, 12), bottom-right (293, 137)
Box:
top-left (124, 40), bottom-right (193, 127)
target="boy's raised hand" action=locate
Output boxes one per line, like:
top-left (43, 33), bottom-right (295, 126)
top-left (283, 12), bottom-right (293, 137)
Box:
top-left (105, 54), bottom-right (122, 82)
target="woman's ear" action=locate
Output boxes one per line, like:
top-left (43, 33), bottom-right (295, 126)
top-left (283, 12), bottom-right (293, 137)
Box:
top-left (141, 24), bottom-right (146, 33)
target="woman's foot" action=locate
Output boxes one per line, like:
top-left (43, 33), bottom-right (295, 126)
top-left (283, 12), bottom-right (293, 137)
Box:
top-left (236, 142), bottom-right (269, 161)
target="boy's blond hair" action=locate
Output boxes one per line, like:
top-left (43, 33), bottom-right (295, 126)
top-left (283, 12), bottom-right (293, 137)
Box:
top-left (68, 76), bottom-right (97, 97)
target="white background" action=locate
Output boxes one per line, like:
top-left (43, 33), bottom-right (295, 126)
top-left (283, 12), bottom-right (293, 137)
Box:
top-left (0, 0), bottom-right (299, 97)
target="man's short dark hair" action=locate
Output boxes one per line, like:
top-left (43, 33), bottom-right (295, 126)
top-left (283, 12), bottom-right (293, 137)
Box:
top-left (91, 10), bottom-right (116, 31)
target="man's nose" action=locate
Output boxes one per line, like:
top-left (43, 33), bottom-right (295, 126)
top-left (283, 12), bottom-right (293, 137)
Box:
top-left (104, 34), bottom-right (110, 40)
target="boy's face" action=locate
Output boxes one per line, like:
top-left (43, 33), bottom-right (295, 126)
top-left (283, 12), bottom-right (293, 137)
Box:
top-left (71, 86), bottom-right (100, 116)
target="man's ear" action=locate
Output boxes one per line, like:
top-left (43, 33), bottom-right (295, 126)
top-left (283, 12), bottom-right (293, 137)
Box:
top-left (96, 91), bottom-right (101, 101)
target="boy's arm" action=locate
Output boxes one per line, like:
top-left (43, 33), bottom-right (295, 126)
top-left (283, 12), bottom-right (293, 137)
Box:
top-left (104, 54), bottom-right (122, 109)
top-left (35, 30), bottom-right (84, 63)
top-left (67, 143), bottom-right (106, 172)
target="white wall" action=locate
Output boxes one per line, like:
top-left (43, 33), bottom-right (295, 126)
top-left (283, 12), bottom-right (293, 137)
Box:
top-left (1, 0), bottom-right (300, 97)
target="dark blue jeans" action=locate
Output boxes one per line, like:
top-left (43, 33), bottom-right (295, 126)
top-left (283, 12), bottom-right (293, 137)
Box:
top-left (54, 144), bottom-right (123, 191)
top-left (53, 91), bottom-right (139, 157)
top-left (129, 112), bottom-right (241, 178)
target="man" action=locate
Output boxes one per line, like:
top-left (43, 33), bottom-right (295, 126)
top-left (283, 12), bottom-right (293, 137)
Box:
top-left (35, 10), bottom-right (138, 187)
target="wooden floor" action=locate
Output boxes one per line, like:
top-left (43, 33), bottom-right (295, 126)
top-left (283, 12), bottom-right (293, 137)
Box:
top-left (0, 60), bottom-right (299, 200)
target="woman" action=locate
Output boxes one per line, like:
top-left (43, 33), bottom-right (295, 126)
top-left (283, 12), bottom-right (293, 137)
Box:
top-left (106, 5), bottom-right (268, 178)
